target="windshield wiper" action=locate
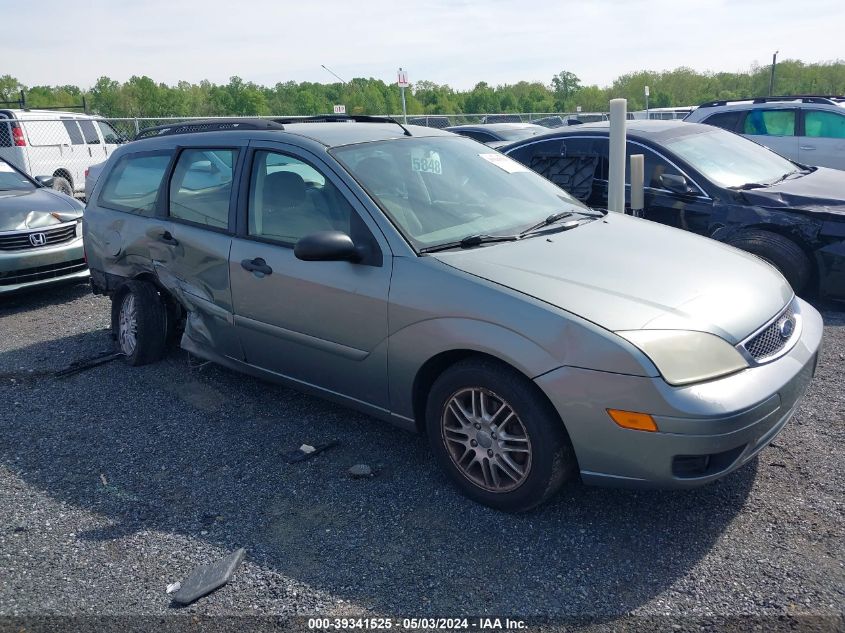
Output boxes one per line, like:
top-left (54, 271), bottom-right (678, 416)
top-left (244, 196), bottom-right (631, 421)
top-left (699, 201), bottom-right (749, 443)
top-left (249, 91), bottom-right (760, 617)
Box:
top-left (731, 182), bottom-right (770, 190)
top-left (419, 233), bottom-right (518, 254)
top-left (518, 211), bottom-right (574, 237)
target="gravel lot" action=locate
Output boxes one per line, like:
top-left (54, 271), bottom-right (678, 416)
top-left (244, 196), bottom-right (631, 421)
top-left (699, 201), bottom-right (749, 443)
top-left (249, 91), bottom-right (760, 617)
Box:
top-left (0, 280), bottom-right (843, 632)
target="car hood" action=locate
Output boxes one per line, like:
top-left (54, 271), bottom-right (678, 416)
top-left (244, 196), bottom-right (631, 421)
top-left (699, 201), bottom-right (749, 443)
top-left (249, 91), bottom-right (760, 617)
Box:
top-left (739, 166), bottom-right (845, 215)
top-left (433, 214), bottom-right (793, 344)
top-left (0, 188), bottom-right (83, 231)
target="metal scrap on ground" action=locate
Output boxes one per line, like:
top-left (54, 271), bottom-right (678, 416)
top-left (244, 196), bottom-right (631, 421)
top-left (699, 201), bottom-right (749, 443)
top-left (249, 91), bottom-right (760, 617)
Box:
top-left (170, 548), bottom-right (246, 606)
top-left (54, 351), bottom-right (123, 378)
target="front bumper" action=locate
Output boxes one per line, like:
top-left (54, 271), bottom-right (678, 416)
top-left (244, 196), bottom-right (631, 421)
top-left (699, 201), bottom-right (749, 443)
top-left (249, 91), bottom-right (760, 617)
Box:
top-left (535, 297), bottom-right (824, 488)
top-left (0, 236), bottom-right (88, 294)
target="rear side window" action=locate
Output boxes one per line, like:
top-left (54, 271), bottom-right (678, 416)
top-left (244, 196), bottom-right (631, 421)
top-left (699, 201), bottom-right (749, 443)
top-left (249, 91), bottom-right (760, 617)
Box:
top-left (702, 110), bottom-right (744, 132)
top-left (99, 152), bottom-right (173, 217)
top-left (743, 109), bottom-right (796, 136)
top-left (78, 119), bottom-right (100, 144)
top-left (804, 110), bottom-right (845, 139)
top-left (62, 119), bottom-right (85, 145)
top-left (169, 149), bottom-right (238, 229)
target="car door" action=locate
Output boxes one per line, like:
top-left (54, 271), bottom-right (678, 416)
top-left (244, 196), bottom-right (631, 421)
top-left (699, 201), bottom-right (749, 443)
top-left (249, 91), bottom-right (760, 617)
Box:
top-left (229, 143), bottom-right (391, 410)
top-left (799, 109), bottom-right (845, 170)
top-left (741, 108), bottom-right (799, 162)
top-left (154, 145), bottom-right (246, 360)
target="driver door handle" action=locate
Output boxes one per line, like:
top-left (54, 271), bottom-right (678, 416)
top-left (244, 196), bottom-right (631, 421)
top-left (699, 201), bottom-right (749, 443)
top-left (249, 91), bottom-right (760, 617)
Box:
top-left (800, 146), bottom-right (816, 151)
top-left (241, 257), bottom-right (273, 275)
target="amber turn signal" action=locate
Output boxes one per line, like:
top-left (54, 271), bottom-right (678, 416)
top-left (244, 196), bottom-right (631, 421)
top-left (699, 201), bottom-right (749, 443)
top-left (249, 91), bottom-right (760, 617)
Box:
top-left (607, 409), bottom-right (658, 432)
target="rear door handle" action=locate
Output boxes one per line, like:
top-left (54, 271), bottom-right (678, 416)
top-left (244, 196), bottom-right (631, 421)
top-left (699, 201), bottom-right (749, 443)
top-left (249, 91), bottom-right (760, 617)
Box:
top-left (241, 257), bottom-right (273, 276)
top-left (158, 231), bottom-right (179, 246)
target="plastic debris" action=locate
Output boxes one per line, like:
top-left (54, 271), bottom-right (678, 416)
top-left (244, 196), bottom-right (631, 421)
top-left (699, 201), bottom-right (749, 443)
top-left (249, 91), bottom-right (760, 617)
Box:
top-left (170, 548), bottom-right (246, 606)
top-left (281, 441), bottom-right (339, 464)
top-left (166, 582), bottom-right (181, 594)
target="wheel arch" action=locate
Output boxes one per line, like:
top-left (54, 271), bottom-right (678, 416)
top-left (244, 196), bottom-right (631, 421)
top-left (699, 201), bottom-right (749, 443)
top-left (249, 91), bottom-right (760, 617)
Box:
top-left (411, 349), bottom-right (565, 437)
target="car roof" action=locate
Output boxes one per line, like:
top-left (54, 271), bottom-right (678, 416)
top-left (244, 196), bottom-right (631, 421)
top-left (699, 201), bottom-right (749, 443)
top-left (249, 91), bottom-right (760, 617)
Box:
top-left (128, 120), bottom-right (456, 152)
top-left (281, 122), bottom-right (454, 146)
top-left (2, 109), bottom-right (96, 119)
top-left (499, 120), bottom-right (717, 150)
top-left (446, 123), bottom-right (543, 132)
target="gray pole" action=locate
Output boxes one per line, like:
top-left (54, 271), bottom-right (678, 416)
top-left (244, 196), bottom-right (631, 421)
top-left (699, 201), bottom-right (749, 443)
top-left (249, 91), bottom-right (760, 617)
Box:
top-left (401, 85), bottom-right (407, 124)
top-left (769, 51), bottom-right (778, 96)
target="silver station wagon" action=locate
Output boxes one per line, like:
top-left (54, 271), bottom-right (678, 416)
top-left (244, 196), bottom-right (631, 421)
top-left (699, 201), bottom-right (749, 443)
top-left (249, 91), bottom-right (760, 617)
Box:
top-left (83, 117), bottom-right (823, 511)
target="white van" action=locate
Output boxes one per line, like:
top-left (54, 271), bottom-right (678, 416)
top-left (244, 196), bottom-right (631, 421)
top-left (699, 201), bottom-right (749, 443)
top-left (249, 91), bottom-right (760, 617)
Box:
top-left (0, 109), bottom-right (125, 197)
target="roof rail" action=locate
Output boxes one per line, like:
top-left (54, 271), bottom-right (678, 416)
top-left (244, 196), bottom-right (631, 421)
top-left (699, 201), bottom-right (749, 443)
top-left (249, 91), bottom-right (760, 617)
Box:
top-left (272, 114), bottom-right (412, 136)
top-left (0, 90), bottom-right (88, 113)
top-left (135, 118), bottom-right (285, 139)
top-left (697, 95), bottom-right (844, 108)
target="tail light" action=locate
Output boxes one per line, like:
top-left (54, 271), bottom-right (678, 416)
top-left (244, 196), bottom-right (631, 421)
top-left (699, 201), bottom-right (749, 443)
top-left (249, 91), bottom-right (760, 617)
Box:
top-left (84, 168), bottom-right (89, 178)
top-left (12, 124), bottom-right (26, 146)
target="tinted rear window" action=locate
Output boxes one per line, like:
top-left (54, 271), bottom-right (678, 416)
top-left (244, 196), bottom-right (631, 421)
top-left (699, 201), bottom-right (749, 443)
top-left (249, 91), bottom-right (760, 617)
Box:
top-left (62, 119), bottom-right (85, 145)
top-left (99, 152), bottom-right (173, 217)
top-left (702, 110), bottom-right (744, 132)
top-left (78, 119), bottom-right (100, 144)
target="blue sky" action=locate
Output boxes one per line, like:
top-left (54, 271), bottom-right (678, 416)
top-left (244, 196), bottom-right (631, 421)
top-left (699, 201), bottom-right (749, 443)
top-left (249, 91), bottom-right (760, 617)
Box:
top-left (5, 0), bottom-right (844, 89)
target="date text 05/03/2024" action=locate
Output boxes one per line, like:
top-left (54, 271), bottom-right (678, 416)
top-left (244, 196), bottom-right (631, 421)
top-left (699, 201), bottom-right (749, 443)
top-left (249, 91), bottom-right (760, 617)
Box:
top-left (307, 617), bottom-right (527, 630)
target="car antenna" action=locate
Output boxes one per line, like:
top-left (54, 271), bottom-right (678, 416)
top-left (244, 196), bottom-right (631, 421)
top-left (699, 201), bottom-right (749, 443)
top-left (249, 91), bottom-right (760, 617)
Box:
top-left (320, 64), bottom-right (411, 135)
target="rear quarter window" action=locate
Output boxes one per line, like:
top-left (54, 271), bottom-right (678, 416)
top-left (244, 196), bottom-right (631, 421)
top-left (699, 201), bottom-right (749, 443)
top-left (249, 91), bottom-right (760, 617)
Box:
top-left (98, 152), bottom-right (173, 217)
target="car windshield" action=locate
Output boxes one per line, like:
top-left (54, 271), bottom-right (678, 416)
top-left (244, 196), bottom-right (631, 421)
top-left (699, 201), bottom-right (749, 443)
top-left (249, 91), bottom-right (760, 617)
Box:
top-left (332, 136), bottom-right (590, 250)
top-left (662, 128), bottom-right (799, 188)
top-left (0, 159), bottom-right (35, 190)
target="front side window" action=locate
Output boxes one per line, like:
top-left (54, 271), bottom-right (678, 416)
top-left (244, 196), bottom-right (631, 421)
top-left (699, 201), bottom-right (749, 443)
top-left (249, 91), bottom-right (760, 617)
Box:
top-left (663, 128), bottom-right (798, 189)
top-left (628, 144), bottom-right (683, 189)
top-left (804, 110), bottom-right (845, 139)
top-left (99, 152), bottom-right (173, 216)
top-left (333, 136), bottom-right (590, 250)
top-left (96, 121), bottom-right (122, 144)
top-left (169, 149), bottom-right (238, 229)
top-left (743, 109), bottom-right (796, 136)
top-left (248, 151), bottom-right (353, 244)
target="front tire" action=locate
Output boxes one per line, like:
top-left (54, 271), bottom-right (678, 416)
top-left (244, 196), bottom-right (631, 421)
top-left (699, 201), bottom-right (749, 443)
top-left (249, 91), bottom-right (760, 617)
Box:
top-left (113, 280), bottom-right (168, 366)
top-left (426, 358), bottom-right (576, 512)
top-left (51, 176), bottom-right (73, 196)
top-left (725, 229), bottom-right (812, 293)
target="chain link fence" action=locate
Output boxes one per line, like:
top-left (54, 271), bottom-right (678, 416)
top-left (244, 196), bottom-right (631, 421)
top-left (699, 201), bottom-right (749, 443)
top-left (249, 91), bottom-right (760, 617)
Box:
top-left (0, 112), bottom-right (611, 199)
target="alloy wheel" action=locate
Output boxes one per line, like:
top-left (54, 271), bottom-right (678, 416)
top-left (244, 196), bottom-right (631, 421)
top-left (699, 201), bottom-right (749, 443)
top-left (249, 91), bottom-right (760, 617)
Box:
top-left (441, 387), bottom-right (532, 492)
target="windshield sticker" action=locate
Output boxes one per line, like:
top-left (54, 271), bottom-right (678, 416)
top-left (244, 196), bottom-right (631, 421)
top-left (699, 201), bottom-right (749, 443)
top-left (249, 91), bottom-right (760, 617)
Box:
top-left (0, 162), bottom-right (14, 172)
top-left (479, 153), bottom-right (529, 173)
top-left (411, 148), bottom-right (442, 175)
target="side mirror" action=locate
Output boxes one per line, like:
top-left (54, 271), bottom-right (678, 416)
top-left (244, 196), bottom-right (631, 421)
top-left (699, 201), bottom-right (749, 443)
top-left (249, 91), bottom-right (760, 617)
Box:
top-left (659, 173), bottom-right (695, 195)
top-left (35, 176), bottom-right (54, 188)
top-left (294, 231), bottom-right (360, 263)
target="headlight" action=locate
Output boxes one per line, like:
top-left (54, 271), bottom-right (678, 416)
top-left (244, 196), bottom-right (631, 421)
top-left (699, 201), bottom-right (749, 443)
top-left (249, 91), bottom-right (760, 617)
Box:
top-left (617, 330), bottom-right (748, 386)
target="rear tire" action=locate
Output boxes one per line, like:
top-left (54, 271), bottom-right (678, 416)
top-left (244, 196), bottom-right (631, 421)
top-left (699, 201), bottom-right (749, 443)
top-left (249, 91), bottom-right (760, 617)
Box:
top-left (425, 358), bottom-right (576, 512)
top-left (51, 176), bottom-right (73, 196)
top-left (113, 280), bottom-right (168, 366)
top-left (725, 229), bottom-right (812, 293)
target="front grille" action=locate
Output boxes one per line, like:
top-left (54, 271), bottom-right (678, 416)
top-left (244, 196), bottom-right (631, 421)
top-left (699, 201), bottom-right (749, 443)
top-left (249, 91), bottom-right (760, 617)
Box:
top-left (742, 301), bottom-right (798, 362)
top-left (0, 258), bottom-right (87, 286)
top-left (0, 223), bottom-right (78, 251)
